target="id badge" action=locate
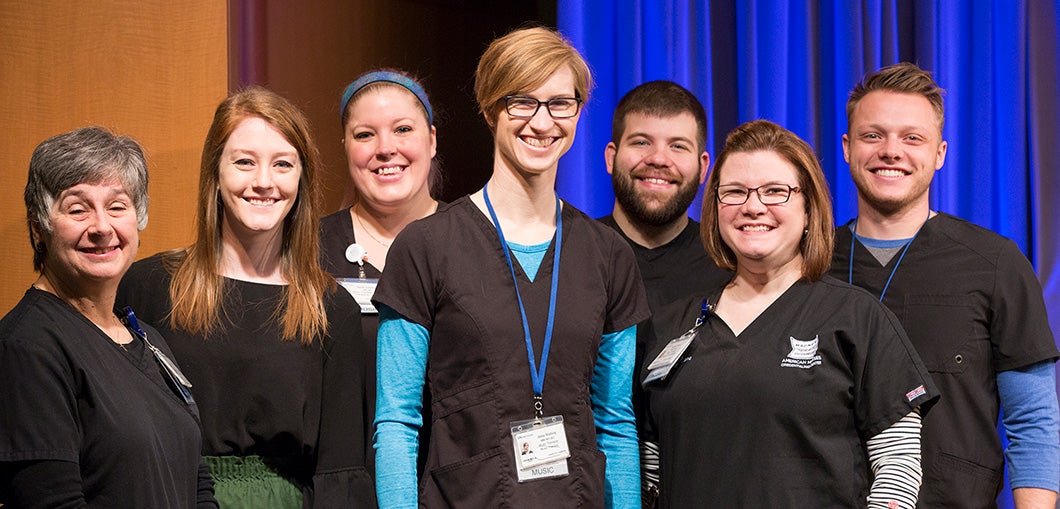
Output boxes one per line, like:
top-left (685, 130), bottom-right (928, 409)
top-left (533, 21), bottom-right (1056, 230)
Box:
top-left (511, 415), bottom-right (571, 473)
top-left (643, 327), bottom-right (697, 385)
top-left (337, 278), bottom-right (379, 315)
top-left (145, 341), bottom-right (196, 405)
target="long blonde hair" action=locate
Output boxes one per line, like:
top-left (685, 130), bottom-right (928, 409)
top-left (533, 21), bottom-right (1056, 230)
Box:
top-left (167, 87), bottom-right (334, 344)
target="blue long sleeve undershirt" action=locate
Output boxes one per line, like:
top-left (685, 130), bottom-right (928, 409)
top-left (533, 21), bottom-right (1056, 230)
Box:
top-left (997, 360), bottom-right (1060, 491)
top-left (373, 242), bottom-right (639, 508)
top-left (373, 305), bottom-right (426, 509)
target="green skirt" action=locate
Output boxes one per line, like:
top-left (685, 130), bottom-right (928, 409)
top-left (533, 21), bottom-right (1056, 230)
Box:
top-left (204, 455), bottom-right (303, 509)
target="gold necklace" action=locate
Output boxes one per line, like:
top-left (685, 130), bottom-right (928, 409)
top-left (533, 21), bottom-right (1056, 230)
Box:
top-left (109, 320), bottom-right (133, 352)
top-left (353, 206), bottom-right (392, 248)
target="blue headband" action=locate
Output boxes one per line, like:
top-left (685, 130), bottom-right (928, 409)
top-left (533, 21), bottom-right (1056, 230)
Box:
top-left (340, 71), bottom-right (434, 125)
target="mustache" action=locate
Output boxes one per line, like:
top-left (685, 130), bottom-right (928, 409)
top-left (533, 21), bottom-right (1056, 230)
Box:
top-left (629, 167), bottom-right (683, 183)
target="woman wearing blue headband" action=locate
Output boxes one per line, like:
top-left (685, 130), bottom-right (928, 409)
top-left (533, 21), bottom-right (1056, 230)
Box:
top-left (319, 69), bottom-right (441, 490)
top-left (320, 69), bottom-right (440, 322)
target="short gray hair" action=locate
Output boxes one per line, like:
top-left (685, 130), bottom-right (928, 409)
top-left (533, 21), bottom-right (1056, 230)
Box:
top-left (25, 126), bottom-right (149, 270)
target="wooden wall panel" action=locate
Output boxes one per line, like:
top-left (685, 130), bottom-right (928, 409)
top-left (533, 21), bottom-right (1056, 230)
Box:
top-left (0, 1), bottom-right (228, 313)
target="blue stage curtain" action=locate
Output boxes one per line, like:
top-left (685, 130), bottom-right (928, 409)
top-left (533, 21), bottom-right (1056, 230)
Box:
top-left (558, 1), bottom-right (1060, 507)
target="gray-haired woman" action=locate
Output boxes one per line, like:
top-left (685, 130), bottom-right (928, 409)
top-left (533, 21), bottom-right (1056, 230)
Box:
top-left (0, 127), bottom-right (216, 508)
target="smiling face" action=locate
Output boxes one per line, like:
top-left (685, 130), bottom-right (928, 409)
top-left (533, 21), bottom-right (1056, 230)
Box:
top-left (607, 111), bottom-right (708, 227)
top-left (218, 116), bottom-right (302, 241)
top-left (343, 86), bottom-right (436, 212)
top-left (39, 180), bottom-right (139, 288)
top-left (492, 66), bottom-right (581, 177)
top-left (716, 150), bottom-right (807, 272)
top-left (843, 90), bottom-right (947, 217)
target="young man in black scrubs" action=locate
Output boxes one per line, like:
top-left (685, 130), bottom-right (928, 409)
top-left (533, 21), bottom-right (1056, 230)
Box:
top-left (831, 62), bottom-right (1060, 508)
top-left (599, 80), bottom-right (731, 315)
top-left (601, 81), bottom-right (731, 505)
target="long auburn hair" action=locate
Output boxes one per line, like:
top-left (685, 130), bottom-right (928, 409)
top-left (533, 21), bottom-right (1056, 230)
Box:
top-left (166, 87), bottom-right (334, 343)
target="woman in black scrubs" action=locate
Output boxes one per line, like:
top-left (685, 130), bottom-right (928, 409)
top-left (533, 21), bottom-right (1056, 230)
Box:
top-left (320, 68), bottom-right (441, 330)
top-left (638, 120), bottom-right (937, 508)
top-left (0, 127), bottom-right (215, 508)
top-left (372, 27), bottom-right (649, 508)
top-left (317, 68), bottom-right (441, 483)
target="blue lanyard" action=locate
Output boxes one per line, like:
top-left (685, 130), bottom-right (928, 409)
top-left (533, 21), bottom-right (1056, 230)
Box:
top-left (695, 297), bottom-right (713, 327)
top-left (482, 184), bottom-right (562, 414)
top-left (123, 306), bottom-right (196, 404)
top-left (847, 211), bottom-right (930, 302)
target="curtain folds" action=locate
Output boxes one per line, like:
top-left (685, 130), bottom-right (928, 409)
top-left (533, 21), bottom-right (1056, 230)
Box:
top-left (557, 2), bottom-right (1059, 507)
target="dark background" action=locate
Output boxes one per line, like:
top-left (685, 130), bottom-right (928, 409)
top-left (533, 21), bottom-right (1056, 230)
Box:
top-left (228, 0), bottom-right (558, 210)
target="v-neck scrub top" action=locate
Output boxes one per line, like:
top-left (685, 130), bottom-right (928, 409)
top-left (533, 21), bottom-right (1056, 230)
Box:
top-left (373, 197), bottom-right (650, 507)
top-left (0, 288), bottom-right (213, 507)
top-left (831, 213), bottom-right (1059, 507)
top-left (320, 207), bottom-right (384, 340)
top-left (638, 277), bottom-right (937, 508)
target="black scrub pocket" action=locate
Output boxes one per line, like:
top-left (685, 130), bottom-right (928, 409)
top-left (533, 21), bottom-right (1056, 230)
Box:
top-left (426, 446), bottom-right (507, 507)
top-left (429, 380), bottom-right (501, 459)
top-left (309, 466), bottom-right (376, 508)
top-left (573, 448), bottom-right (607, 509)
top-left (422, 381), bottom-right (507, 505)
top-left (923, 451), bottom-right (1003, 508)
top-left (903, 294), bottom-right (979, 373)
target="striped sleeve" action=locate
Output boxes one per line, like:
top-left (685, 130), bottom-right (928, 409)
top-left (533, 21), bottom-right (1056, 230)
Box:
top-left (640, 440), bottom-right (660, 508)
top-left (866, 409), bottom-right (923, 509)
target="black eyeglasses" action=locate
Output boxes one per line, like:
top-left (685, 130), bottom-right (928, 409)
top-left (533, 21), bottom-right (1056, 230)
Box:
top-left (716, 184), bottom-right (801, 205)
top-left (503, 96), bottom-right (582, 119)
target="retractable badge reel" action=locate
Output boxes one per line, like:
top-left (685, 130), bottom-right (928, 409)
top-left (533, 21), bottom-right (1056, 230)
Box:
top-left (337, 243), bottom-right (379, 314)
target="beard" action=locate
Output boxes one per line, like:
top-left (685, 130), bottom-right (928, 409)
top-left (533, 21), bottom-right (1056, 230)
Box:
top-left (612, 166), bottom-right (700, 227)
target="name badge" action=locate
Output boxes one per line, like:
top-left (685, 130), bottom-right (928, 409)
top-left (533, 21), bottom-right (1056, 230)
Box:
top-left (511, 415), bottom-right (571, 481)
top-left (337, 278), bottom-right (378, 315)
top-left (511, 415), bottom-right (571, 469)
top-left (643, 328), bottom-right (697, 385)
top-left (144, 341), bottom-right (196, 405)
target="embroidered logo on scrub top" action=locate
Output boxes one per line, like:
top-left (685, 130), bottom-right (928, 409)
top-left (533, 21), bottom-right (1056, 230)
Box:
top-left (780, 335), bottom-right (822, 369)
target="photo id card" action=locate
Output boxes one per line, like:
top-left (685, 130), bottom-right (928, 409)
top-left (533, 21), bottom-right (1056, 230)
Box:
top-left (643, 328), bottom-right (697, 385)
top-left (510, 415), bottom-right (571, 471)
top-left (337, 278), bottom-right (379, 315)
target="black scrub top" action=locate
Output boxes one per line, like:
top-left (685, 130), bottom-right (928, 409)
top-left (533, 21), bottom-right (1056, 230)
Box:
top-left (374, 197), bottom-right (649, 507)
top-left (319, 205), bottom-right (431, 477)
top-left (638, 277), bottom-right (937, 508)
top-left (0, 288), bottom-right (211, 507)
top-left (320, 206), bottom-right (383, 340)
top-left (599, 215), bottom-right (731, 314)
top-left (831, 213), bottom-right (1059, 507)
